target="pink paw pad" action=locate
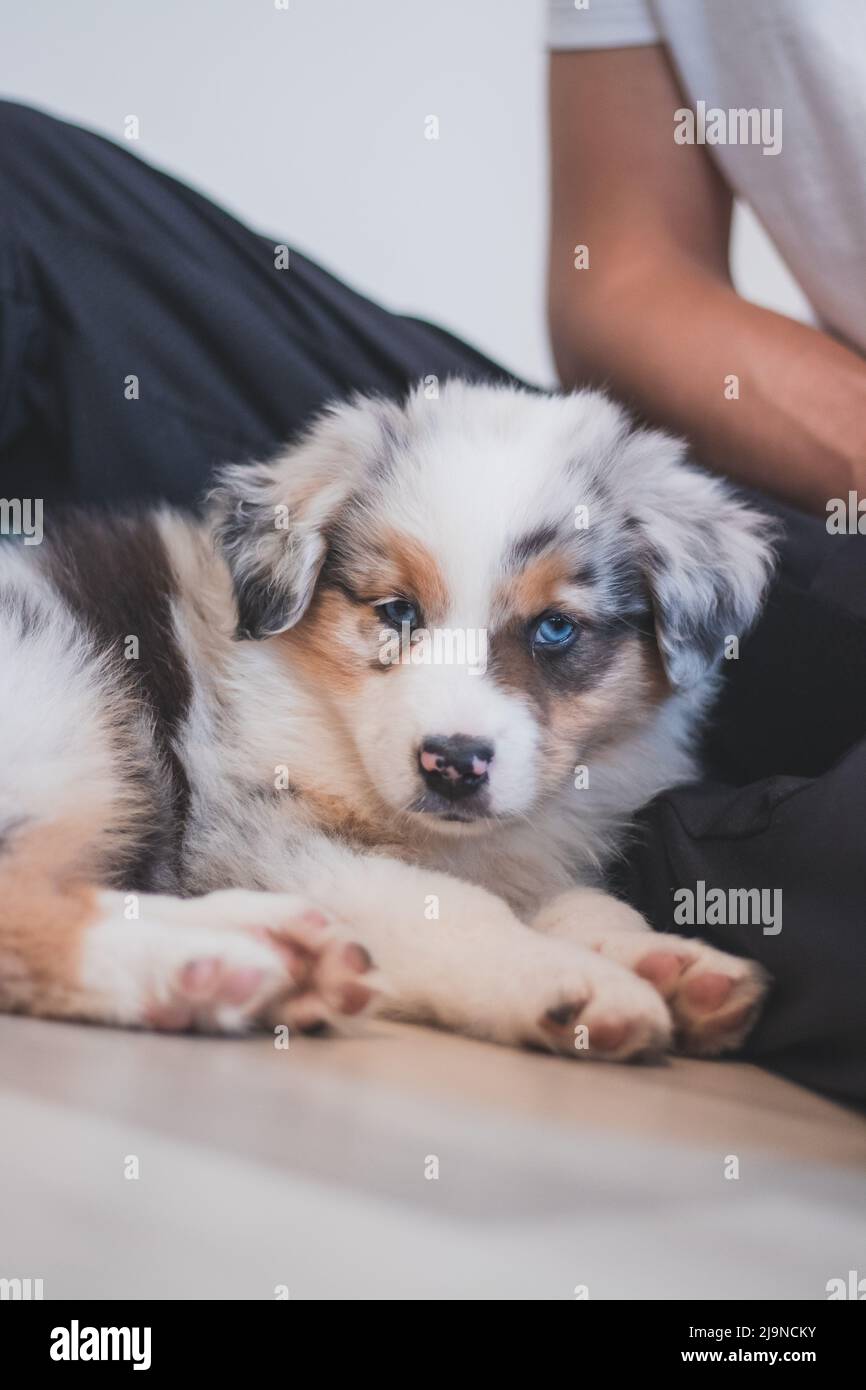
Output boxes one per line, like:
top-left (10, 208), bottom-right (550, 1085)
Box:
top-left (587, 1016), bottom-right (631, 1053)
top-left (683, 971), bottom-right (734, 1014)
top-left (179, 957), bottom-right (222, 999)
top-left (342, 943), bottom-right (372, 974)
top-left (219, 967), bottom-right (266, 1006)
top-left (636, 950), bottom-right (686, 994)
top-left (338, 982), bottom-right (372, 1016)
top-left (298, 910), bottom-right (330, 929)
top-left (338, 945), bottom-right (373, 1013)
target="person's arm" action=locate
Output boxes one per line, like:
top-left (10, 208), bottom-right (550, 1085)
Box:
top-left (548, 47), bottom-right (866, 514)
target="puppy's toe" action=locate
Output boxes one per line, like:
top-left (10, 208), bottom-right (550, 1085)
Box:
top-left (537, 962), bottom-right (672, 1062)
top-left (577, 979), bottom-right (672, 1061)
top-left (631, 941), bottom-right (768, 1056)
top-left (673, 956), bottom-right (770, 1056)
top-left (143, 928), bottom-right (291, 1034)
top-left (265, 938), bottom-right (379, 1033)
top-left (635, 949), bottom-right (689, 995)
top-left (598, 931), bottom-right (769, 1057)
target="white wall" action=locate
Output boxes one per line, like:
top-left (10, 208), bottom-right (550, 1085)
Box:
top-left (1, 0), bottom-right (811, 386)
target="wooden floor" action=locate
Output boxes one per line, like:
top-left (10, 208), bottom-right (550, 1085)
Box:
top-left (1, 1014), bottom-right (863, 1300)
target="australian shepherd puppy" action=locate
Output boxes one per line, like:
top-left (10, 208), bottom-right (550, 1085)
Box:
top-left (0, 382), bottom-right (774, 1060)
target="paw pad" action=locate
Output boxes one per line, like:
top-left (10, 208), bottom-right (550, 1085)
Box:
top-left (683, 971), bottom-right (734, 1014)
top-left (636, 950), bottom-right (685, 994)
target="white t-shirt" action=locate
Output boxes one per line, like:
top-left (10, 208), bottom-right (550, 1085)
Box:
top-left (548, 0), bottom-right (866, 357)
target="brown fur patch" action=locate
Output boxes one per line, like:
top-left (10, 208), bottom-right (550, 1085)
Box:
top-left (290, 785), bottom-right (402, 852)
top-left (495, 550), bottom-right (576, 622)
top-left (380, 530), bottom-right (450, 623)
top-left (0, 820), bottom-right (100, 1017)
top-left (282, 527), bottom-right (451, 700)
top-left (329, 523), bottom-right (450, 626)
top-left (280, 586), bottom-right (377, 698)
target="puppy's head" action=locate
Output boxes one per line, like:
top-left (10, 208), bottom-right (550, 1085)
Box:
top-left (211, 382), bottom-right (774, 831)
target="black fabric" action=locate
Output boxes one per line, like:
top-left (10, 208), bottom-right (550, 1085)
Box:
top-left (1, 100), bottom-right (864, 1105)
top-left (0, 100), bottom-right (510, 508)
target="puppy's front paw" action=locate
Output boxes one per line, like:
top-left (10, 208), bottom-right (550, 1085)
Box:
top-left (485, 937), bottom-right (672, 1062)
top-left (631, 940), bottom-right (769, 1056)
top-left (133, 890), bottom-right (378, 1034)
top-left (534, 951), bottom-right (673, 1061)
top-left (532, 890), bottom-right (768, 1057)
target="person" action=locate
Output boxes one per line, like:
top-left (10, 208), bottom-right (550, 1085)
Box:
top-left (0, 20), bottom-right (863, 1103)
top-left (547, 0), bottom-right (866, 514)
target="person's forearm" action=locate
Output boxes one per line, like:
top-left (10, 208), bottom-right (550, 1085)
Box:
top-left (550, 259), bottom-right (866, 514)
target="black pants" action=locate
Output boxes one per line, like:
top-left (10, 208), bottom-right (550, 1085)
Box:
top-left (2, 100), bottom-right (864, 1104)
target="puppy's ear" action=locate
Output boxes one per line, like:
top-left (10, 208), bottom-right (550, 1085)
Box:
top-left (619, 429), bottom-right (777, 689)
top-left (210, 397), bottom-right (399, 639)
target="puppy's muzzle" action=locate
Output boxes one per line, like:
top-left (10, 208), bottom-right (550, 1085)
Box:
top-left (418, 736), bottom-right (493, 804)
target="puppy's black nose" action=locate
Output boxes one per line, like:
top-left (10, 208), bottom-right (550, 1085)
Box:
top-left (418, 736), bottom-right (494, 802)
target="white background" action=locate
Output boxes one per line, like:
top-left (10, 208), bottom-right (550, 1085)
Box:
top-left (1, 0), bottom-right (812, 384)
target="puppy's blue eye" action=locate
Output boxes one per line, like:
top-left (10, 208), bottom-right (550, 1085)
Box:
top-left (532, 614), bottom-right (578, 651)
top-left (378, 599), bottom-right (419, 629)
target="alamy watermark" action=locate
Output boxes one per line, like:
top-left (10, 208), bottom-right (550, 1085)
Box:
top-left (826, 491), bottom-right (866, 534)
top-left (378, 625), bottom-right (488, 675)
top-left (673, 880), bottom-right (782, 935)
top-left (0, 498), bottom-right (43, 545)
top-left (826, 1270), bottom-right (866, 1300)
top-left (50, 1321), bottom-right (152, 1370)
top-left (0, 1276), bottom-right (43, 1299)
top-left (675, 101), bottom-right (782, 157)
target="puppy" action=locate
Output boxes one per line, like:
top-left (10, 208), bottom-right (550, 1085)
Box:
top-left (0, 381), bottom-right (774, 1059)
